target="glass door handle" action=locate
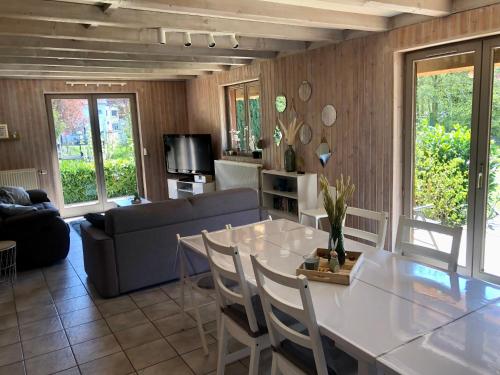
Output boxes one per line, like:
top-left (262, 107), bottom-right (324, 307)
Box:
top-left (477, 164), bottom-right (484, 189)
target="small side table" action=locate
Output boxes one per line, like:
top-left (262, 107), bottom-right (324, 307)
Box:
top-left (0, 241), bottom-right (16, 284)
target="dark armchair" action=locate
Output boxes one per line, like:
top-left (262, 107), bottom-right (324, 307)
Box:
top-left (0, 189), bottom-right (70, 270)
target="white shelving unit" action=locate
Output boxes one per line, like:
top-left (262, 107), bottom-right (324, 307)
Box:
top-left (167, 178), bottom-right (215, 199)
top-left (261, 170), bottom-right (317, 221)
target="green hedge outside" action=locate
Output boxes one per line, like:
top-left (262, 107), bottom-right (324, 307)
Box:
top-left (60, 159), bottom-right (137, 204)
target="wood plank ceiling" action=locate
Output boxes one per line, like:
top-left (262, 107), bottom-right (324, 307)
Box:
top-left (0, 0), bottom-right (497, 80)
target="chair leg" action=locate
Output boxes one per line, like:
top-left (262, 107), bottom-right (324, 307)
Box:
top-left (248, 343), bottom-right (261, 375)
top-left (216, 316), bottom-right (228, 375)
top-left (271, 354), bottom-right (279, 375)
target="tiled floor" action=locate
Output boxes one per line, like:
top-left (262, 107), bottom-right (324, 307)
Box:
top-left (0, 224), bottom-right (270, 375)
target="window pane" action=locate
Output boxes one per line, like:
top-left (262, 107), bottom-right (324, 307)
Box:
top-left (227, 86), bottom-right (247, 151)
top-left (248, 83), bottom-right (261, 151)
top-left (413, 52), bottom-right (475, 267)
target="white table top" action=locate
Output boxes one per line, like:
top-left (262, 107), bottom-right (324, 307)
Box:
top-left (180, 219), bottom-right (500, 369)
top-left (378, 301), bottom-right (500, 375)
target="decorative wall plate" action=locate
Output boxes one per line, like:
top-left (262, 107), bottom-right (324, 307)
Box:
top-left (321, 104), bottom-right (337, 127)
top-left (299, 124), bottom-right (312, 145)
top-left (315, 139), bottom-right (331, 167)
top-left (275, 95), bottom-right (287, 113)
top-left (298, 81), bottom-right (312, 102)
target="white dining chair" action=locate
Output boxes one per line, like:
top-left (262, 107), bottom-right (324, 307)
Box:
top-left (225, 215), bottom-right (273, 230)
top-left (394, 215), bottom-right (462, 272)
top-left (299, 186), bottom-right (336, 229)
top-left (344, 207), bottom-right (389, 250)
top-left (250, 254), bottom-right (357, 375)
top-left (202, 230), bottom-right (269, 375)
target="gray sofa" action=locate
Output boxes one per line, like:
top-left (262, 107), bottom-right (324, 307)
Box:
top-left (81, 188), bottom-right (265, 298)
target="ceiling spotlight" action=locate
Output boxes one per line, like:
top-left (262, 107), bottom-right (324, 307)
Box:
top-left (183, 32), bottom-right (192, 47)
top-left (207, 33), bottom-right (216, 48)
top-left (230, 34), bottom-right (239, 49)
top-left (157, 28), bottom-right (166, 44)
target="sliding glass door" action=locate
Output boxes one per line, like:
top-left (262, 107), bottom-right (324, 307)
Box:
top-left (47, 94), bottom-right (141, 217)
top-left (405, 37), bottom-right (500, 284)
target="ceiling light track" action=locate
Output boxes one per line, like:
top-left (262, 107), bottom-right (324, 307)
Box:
top-left (156, 29), bottom-right (239, 48)
top-left (66, 81), bottom-right (127, 87)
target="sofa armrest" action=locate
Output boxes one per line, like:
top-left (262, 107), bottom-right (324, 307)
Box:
top-left (4, 209), bottom-right (59, 227)
top-left (27, 189), bottom-right (50, 204)
top-left (81, 221), bottom-right (120, 298)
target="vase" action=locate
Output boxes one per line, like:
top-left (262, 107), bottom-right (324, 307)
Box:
top-left (328, 223), bottom-right (346, 266)
top-left (284, 145), bottom-right (296, 172)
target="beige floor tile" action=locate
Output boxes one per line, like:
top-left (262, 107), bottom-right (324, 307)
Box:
top-left (130, 288), bottom-right (169, 308)
top-left (13, 279), bottom-right (46, 298)
top-left (181, 343), bottom-right (218, 375)
top-left (160, 282), bottom-right (182, 299)
top-left (141, 300), bottom-right (181, 321)
top-left (56, 295), bottom-right (95, 315)
top-left (0, 327), bottom-right (20, 347)
top-left (61, 306), bottom-right (101, 329)
top-left (25, 347), bottom-right (76, 375)
top-left (125, 338), bottom-right (177, 370)
top-left (186, 303), bottom-right (217, 325)
top-left (54, 367), bottom-right (80, 375)
top-left (15, 288), bottom-right (53, 312)
top-left (0, 313), bottom-right (18, 331)
top-left (174, 292), bottom-right (214, 310)
top-left (114, 322), bottom-right (161, 350)
top-left (0, 343), bottom-right (23, 367)
top-left (98, 296), bottom-right (137, 318)
top-left (47, 276), bottom-right (83, 292)
top-left (206, 362), bottom-right (250, 375)
top-left (18, 304), bottom-right (58, 326)
top-left (153, 313), bottom-right (197, 337)
top-left (0, 361), bottom-right (25, 375)
top-left (0, 302), bottom-right (15, 317)
top-left (72, 334), bottom-right (121, 364)
top-left (20, 316), bottom-right (63, 341)
top-left (105, 309), bottom-right (149, 333)
top-left (52, 285), bottom-right (88, 303)
top-left (167, 327), bottom-right (216, 355)
top-left (65, 319), bottom-right (111, 346)
top-left (0, 288), bottom-right (13, 304)
top-left (138, 357), bottom-right (194, 375)
top-left (22, 330), bottom-right (69, 359)
top-left (79, 351), bottom-right (134, 375)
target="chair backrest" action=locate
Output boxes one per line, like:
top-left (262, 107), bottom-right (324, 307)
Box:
top-left (317, 186), bottom-right (336, 209)
top-left (250, 254), bottom-right (329, 375)
top-left (344, 207), bottom-right (389, 250)
top-left (394, 215), bottom-right (462, 272)
top-left (201, 230), bottom-right (260, 333)
top-left (225, 215), bottom-right (272, 230)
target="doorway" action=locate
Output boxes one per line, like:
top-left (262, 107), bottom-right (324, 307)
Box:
top-left (46, 94), bottom-right (142, 217)
top-left (404, 36), bottom-right (500, 284)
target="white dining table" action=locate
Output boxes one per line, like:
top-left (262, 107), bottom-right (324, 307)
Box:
top-left (179, 219), bottom-right (500, 375)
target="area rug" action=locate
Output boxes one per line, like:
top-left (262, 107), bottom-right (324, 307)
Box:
top-left (70, 219), bottom-right (85, 237)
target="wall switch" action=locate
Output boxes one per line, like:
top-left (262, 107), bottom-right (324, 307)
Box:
top-left (143, 147), bottom-right (149, 156)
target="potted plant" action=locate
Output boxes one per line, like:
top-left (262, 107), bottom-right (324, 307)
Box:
top-left (278, 115), bottom-right (303, 172)
top-left (320, 174), bottom-right (355, 265)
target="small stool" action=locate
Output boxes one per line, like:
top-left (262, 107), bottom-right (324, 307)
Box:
top-left (0, 241), bottom-right (16, 284)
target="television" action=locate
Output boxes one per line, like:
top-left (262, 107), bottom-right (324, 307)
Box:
top-left (164, 134), bottom-right (214, 175)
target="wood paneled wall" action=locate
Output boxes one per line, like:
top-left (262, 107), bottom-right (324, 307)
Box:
top-left (0, 79), bottom-right (188, 202)
top-left (186, 4), bottom-right (500, 248)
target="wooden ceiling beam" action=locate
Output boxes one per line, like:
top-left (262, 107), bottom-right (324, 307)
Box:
top-left (0, 56), bottom-right (226, 71)
top-left (365, 0), bottom-right (451, 16)
top-left (0, 0), bottom-right (343, 41)
top-left (0, 18), bottom-right (307, 52)
top-left (0, 36), bottom-right (277, 59)
top-left (0, 64), bottom-right (209, 75)
top-left (49, 0), bottom-right (389, 31)
top-left (0, 47), bottom-right (249, 65)
top-left (0, 71), bottom-right (196, 80)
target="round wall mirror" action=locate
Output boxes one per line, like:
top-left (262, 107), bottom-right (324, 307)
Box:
top-left (275, 95), bottom-right (287, 113)
top-left (299, 124), bottom-right (312, 145)
top-left (298, 81), bottom-right (312, 102)
top-left (321, 104), bottom-right (337, 127)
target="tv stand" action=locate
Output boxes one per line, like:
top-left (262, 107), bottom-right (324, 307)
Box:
top-left (167, 177), bottom-right (215, 199)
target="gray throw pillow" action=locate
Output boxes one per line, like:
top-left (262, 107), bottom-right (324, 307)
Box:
top-left (0, 203), bottom-right (37, 217)
top-left (0, 186), bottom-right (32, 206)
top-left (0, 189), bottom-right (14, 204)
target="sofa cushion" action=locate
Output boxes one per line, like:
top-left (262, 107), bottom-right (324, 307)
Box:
top-left (188, 188), bottom-right (259, 220)
top-left (84, 213), bottom-right (106, 230)
top-left (0, 203), bottom-right (37, 218)
top-left (0, 187), bottom-right (32, 206)
top-left (0, 189), bottom-right (14, 204)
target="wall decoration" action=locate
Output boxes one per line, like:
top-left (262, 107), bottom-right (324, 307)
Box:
top-left (273, 126), bottom-right (283, 146)
top-left (275, 94), bottom-right (287, 113)
top-left (278, 113), bottom-right (303, 172)
top-left (298, 81), bottom-right (312, 102)
top-left (299, 124), bottom-right (312, 145)
top-left (315, 138), bottom-right (332, 167)
top-left (321, 104), bottom-right (337, 127)
top-left (0, 124), bottom-right (9, 139)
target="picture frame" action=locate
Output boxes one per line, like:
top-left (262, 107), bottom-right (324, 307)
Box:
top-left (0, 124), bottom-right (9, 139)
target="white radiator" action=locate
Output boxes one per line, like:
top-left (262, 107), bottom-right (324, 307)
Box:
top-left (0, 168), bottom-right (39, 190)
top-left (214, 160), bottom-right (262, 191)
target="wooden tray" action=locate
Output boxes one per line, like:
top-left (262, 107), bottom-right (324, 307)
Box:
top-left (296, 249), bottom-right (364, 285)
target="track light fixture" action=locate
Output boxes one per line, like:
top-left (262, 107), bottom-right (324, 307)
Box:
top-left (157, 28), bottom-right (166, 44)
top-left (183, 32), bottom-right (192, 47)
top-left (207, 33), bottom-right (216, 48)
top-left (230, 33), bottom-right (239, 49)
